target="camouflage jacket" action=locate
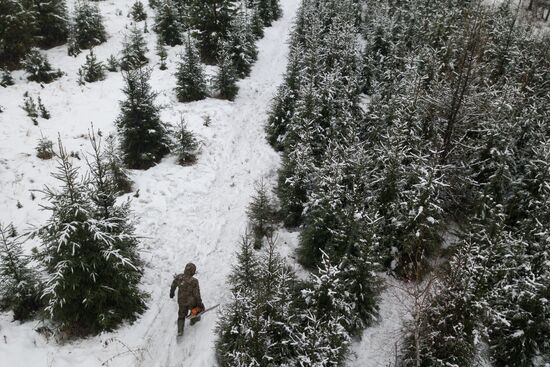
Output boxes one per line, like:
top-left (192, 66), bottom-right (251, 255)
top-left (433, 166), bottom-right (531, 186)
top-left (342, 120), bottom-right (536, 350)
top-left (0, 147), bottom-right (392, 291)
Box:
top-left (170, 273), bottom-right (202, 307)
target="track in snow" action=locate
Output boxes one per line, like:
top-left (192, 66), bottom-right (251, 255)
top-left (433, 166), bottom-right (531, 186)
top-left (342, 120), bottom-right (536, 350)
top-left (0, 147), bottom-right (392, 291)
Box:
top-left (117, 1), bottom-right (300, 365)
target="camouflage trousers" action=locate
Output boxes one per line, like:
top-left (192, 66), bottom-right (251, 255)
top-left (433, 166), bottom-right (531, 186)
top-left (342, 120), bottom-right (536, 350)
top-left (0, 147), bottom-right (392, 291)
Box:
top-left (178, 305), bottom-right (200, 325)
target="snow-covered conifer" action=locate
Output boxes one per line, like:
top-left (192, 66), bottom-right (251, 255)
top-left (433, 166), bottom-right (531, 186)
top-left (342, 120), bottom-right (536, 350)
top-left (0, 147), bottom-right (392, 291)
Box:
top-left (0, 224), bottom-right (42, 321)
top-left (69, 1), bottom-right (107, 51)
top-left (174, 36), bottom-right (207, 102)
top-left (246, 181), bottom-right (277, 249)
top-left (37, 96), bottom-right (50, 119)
top-left (172, 117), bottom-right (199, 165)
top-left (120, 25), bottom-right (149, 71)
top-left (23, 49), bottom-right (63, 83)
top-left (187, 0), bottom-right (237, 63)
top-left (116, 68), bottom-right (171, 169)
top-left (35, 0), bottom-right (68, 47)
top-left (104, 135), bottom-right (133, 194)
top-left (156, 37), bottom-right (168, 70)
top-left (130, 0), bottom-right (147, 21)
top-left (78, 49), bottom-right (106, 84)
top-left (154, 0), bottom-right (183, 46)
top-left (32, 139), bottom-right (146, 334)
top-left (223, 8), bottom-right (257, 78)
top-left (0, 0), bottom-right (38, 66)
top-left (213, 45), bottom-right (239, 100)
top-left (106, 54), bottom-right (119, 72)
top-left (36, 136), bottom-right (54, 159)
top-left (0, 67), bottom-right (14, 87)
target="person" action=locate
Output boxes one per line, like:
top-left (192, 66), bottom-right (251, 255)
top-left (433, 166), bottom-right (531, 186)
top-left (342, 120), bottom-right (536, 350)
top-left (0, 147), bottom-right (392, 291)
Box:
top-left (170, 262), bottom-right (204, 336)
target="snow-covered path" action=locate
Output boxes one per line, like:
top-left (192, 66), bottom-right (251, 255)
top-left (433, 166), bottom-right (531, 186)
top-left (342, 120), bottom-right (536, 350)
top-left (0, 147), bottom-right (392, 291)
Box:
top-left (129, 1), bottom-right (299, 364)
top-left (0, 0), bottom-right (298, 365)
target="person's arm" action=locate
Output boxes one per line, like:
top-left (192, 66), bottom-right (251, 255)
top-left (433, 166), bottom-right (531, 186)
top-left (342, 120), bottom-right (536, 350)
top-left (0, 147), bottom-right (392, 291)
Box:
top-left (170, 276), bottom-right (178, 298)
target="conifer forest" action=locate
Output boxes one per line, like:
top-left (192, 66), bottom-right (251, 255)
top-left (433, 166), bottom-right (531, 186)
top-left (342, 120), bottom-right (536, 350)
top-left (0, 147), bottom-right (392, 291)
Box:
top-left (0, 0), bottom-right (549, 366)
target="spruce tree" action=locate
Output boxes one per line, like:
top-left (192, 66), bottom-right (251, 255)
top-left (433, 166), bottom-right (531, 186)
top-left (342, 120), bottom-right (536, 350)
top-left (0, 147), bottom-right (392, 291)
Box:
top-left (246, 181), bottom-right (277, 249)
top-left (23, 49), bottom-right (63, 83)
top-left (154, 0), bottom-right (183, 46)
top-left (35, 0), bottom-right (68, 48)
top-left (37, 96), bottom-right (50, 119)
top-left (0, 224), bottom-right (42, 321)
top-left (78, 49), bottom-right (106, 84)
top-left (156, 37), bottom-right (168, 70)
top-left (175, 36), bottom-right (207, 102)
top-left (130, 0), bottom-right (147, 22)
top-left (216, 237), bottom-right (262, 366)
top-left (187, 0), bottom-right (237, 63)
top-left (0, 0), bottom-right (38, 67)
top-left (223, 9), bottom-right (258, 78)
top-left (70, 0), bottom-right (107, 51)
top-left (213, 45), bottom-right (239, 100)
top-left (104, 135), bottom-right (133, 194)
top-left (22, 93), bottom-right (38, 120)
top-left (32, 139), bottom-right (146, 334)
top-left (36, 136), bottom-right (54, 159)
top-left (292, 253), bottom-right (353, 366)
top-left (116, 68), bottom-right (171, 169)
top-left (120, 25), bottom-right (149, 71)
top-left (106, 54), bottom-right (119, 72)
top-left (249, 4), bottom-right (264, 39)
top-left (173, 117), bottom-right (199, 165)
top-left (0, 67), bottom-right (14, 87)
top-left (217, 239), bottom-right (296, 366)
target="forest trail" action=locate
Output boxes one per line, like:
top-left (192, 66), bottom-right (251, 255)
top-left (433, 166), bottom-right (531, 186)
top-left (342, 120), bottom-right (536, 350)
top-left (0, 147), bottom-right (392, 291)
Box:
top-left (118, 0), bottom-right (300, 366)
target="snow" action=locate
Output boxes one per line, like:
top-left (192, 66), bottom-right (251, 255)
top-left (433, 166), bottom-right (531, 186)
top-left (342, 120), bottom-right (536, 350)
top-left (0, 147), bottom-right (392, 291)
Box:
top-left (347, 276), bottom-right (410, 367)
top-left (0, 0), bottom-right (300, 365)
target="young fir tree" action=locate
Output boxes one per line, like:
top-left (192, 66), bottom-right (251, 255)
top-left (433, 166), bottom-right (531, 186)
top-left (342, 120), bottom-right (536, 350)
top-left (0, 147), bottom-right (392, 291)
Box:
top-left (0, 224), bottom-right (42, 321)
top-left (265, 48), bottom-right (302, 151)
top-left (223, 9), bottom-right (258, 78)
top-left (104, 135), bottom-right (133, 194)
top-left (106, 54), bottom-right (119, 72)
top-left (120, 25), bottom-right (149, 71)
top-left (257, 0), bottom-right (281, 27)
top-left (37, 96), bottom-right (50, 119)
top-left (174, 36), bottom-right (208, 102)
top-left (32, 139), bottom-right (146, 334)
top-left (154, 0), bottom-right (183, 46)
top-left (0, 0), bottom-right (38, 67)
top-left (130, 0), bottom-right (147, 22)
top-left (216, 236), bottom-right (262, 366)
top-left (291, 252), bottom-right (353, 366)
top-left (246, 181), bottom-right (277, 249)
top-left (69, 0), bottom-right (107, 51)
top-left (116, 68), bottom-right (171, 169)
top-left (36, 136), bottom-right (54, 159)
top-left (78, 49), bottom-right (106, 84)
top-left (1, 67), bottom-right (15, 87)
top-left (172, 117), bottom-right (199, 165)
top-left (23, 49), bottom-right (63, 83)
top-left (156, 37), bottom-right (168, 70)
top-left (187, 0), bottom-right (237, 63)
top-left (22, 93), bottom-right (38, 119)
top-left (248, 4), bottom-right (264, 39)
top-left (213, 45), bottom-right (239, 100)
top-left (217, 238), bottom-right (296, 366)
top-left (35, 0), bottom-right (68, 48)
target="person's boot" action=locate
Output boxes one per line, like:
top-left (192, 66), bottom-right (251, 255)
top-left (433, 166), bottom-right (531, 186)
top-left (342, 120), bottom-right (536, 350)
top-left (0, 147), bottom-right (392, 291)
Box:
top-left (177, 318), bottom-right (185, 336)
top-left (190, 315), bottom-right (201, 326)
